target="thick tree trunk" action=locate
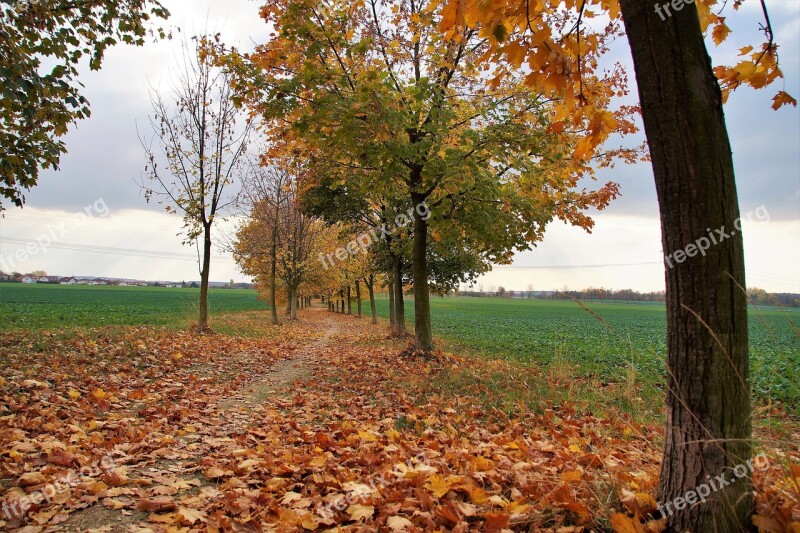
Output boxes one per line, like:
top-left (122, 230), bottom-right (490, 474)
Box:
top-left (388, 273), bottom-right (397, 327)
top-left (346, 285), bottom-right (352, 315)
top-left (411, 193), bottom-right (433, 351)
top-left (618, 2), bottom-right (752, 530)
top-left (355, 280), bottom-right (362, 317)
top-left (392, 255), bottom-right (405, 333)
top-left (367, 276), bottom-right (377, 325)
top-left (286, 286), bottom-right (292, 317)
top-left (198, 224), bottom-right (212, 331)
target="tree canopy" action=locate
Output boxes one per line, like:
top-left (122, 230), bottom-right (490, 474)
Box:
top-left (0, 0), bottom-right (170, 209)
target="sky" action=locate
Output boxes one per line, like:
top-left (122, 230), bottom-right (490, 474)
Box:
top-left (0, 0), bottom-right (798, 292)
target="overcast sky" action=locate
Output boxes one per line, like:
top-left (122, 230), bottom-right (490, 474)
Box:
top-left (0, 0), bottom-right (798, 291)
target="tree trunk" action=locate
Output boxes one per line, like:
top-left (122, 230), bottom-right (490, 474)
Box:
top-left (618, 2), bottom-right (752, 529)
top-left (269, 227), bottom-right (279, 325)
top-left (346, 285), bottom-right (352, 315)
top-left (289, 285), bottom-right (298, 320)
top-left (286, 286), bottom-right (292, 316)
top-left (388, 272), bottom-right (397, 327)
top-left (392, 254), bottom-right (405, 333)
top-left (411, 193), bottom-right (433, 351)
top-left (355, 280), bottom-right (362, 317)
top-left (367, 276), bottom-right (378, 325)
top-left (198, 224), bottom-right (212, 331)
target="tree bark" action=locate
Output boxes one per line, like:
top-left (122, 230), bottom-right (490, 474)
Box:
top-left (392, 254), bottom-right (406, 333)
top-left (289, 285), bottom-right (299, 320)
top-left (347, 285), bottom-right (352, 315)
top-left (198, 223), bottom-right (212, 331)
top-left (367, 276), bottom-right (378, 325)
top-left (269, 225), bottom-right (279, 325)
top-left (286, 286), bottom-right (292, 317)
top-left (355, 280), bottom-right (363, 317)
top-left (411, 192), bottom-right (433, 351)
top-left (618, 2), bottom-right (752, 529)
top-left (388, 272), bottom-right (397, 327)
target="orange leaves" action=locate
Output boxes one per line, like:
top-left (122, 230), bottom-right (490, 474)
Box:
top-left (711, 19), bottom-right (731, 46)
top-left (772, 91), bottom-right (797, 111)
top-left (135, 497), bottom-right (178, 513)
top-left (610, 512), bottom-right (649, 533)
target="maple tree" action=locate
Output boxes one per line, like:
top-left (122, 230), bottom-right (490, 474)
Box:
top-left (141, 37), bottom-right (253, 332)
top-left (0, 0), bottom-right (170, 210)
top-left (437, 0), bottom-right (796, 529)
top-left (222, 0), bottom-right (633, 352)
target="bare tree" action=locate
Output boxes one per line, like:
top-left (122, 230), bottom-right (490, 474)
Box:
top-left (140, 36), bottom-right (252, 331)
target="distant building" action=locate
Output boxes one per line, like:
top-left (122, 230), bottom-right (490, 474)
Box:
top-left (22, 277), bottom-right (34, 284)
top-left (61, 278), bottom-right (77, 285)
top-left (37, 277), bottom-right (50, 284)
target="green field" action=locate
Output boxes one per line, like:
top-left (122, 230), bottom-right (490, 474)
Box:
top-left (376, 297), bottom-right (799, 412)
top-left (0, 283), bottom-right (266, 330)
top-left (1, 285), bottom-right (796, 412)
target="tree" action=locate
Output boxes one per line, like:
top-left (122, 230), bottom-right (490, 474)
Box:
top-left (238, 163), bottom-right (292, 325)
top-left (235, 170), bottom-right (330, 321)
top-left (439, 0), bottom-right (795, 528)
top-left (617, 3), bottom-right (751, 528)
top-left (141, 37), bottom-right (252, 332)
top-left (225, 0), bottom-right (627, 351)
top-left (0, 0), bottom-right (169, 210)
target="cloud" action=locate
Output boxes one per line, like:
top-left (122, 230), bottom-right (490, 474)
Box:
top-left (6, 0), bottom-right (799, 290)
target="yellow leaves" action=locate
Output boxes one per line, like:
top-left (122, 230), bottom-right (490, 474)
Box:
top-left (67, 388), bottom-right (81, 399)
top-left (711, 19), bottom-right (731, 45)
top-left (386, 515), bottom-right (414, 531)
top-left (346, 503), bottom-right (374, 521)
top-left (610, 512), bottom-right (647, 533)
top-left (439, 0), bottom-right (466, 38)
top-left (92, 388), bottom-right (108, 399)
top-left (424, 473), bottom-right (465, 497)
top-left (503, 41), bottom-right (527, 69)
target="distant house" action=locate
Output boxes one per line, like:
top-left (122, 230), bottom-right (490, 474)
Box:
top-left (37, 277), bottom-right (50, 284)
top-left (118, 282), bottom-right (129, 287)
top-left (22, 277), bottom-right (34, 284)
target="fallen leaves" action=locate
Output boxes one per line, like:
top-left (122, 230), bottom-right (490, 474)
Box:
top-left (1, 310), bottom-right (797, 531)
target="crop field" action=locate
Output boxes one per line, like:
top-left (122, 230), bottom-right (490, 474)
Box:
top-left (0, 283), bottom-right (266, 330)
top-left (376, 297), bottom-right (799, 412)
top-left (1, 285), bottom-right (796, 411)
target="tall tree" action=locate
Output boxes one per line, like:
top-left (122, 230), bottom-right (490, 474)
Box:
top-left (141, 37), bottom-right (252, 331)
top-left (224, 0), bottom-right (627, 351)
top-left (239, 163), bottom-right (291, 325)
top-left (439, 0), bottom-right (794, 529)
top-left (0, 0), bottom-right (169, 209)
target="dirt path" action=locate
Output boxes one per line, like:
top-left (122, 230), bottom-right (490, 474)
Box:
top-left (61, 308), bottom-right (342, 532)
top-left (218, 308), bottom-right (339, 421)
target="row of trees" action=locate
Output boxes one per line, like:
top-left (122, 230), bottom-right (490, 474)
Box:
top-left (2, 0), bottom-right (794, 530)
top-left (217, 0), bottom-right (793, 529)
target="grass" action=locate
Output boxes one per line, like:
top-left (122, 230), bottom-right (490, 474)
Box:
top-left (0, 283), bottom-right (267, 332)
top-left (375, 296), bottom-right (800, 415)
